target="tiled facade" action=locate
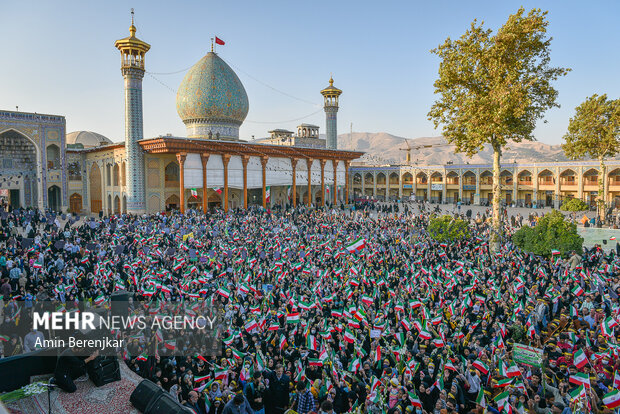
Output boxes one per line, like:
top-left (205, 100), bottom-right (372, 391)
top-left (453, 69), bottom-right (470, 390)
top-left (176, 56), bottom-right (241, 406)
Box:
top-left (0, 111), bottom-right (66, 211)
top-left (123, 68), bottom-right (146, 213)
top-left (176, 52), bottom-right (249, 140)
top-left (350, 161), bottom-right (620, 208)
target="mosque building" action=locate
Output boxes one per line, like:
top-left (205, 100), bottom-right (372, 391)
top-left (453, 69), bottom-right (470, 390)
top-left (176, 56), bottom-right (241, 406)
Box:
top-left (3, 16), bottom-right (620, 214)
top-left (0, 16), bottom-right (362, 214)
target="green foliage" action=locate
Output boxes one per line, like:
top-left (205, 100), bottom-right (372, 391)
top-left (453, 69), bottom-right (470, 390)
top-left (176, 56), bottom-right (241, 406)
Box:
top-left (427, 8), bottom-right (569, 249)
top-left (560, 198), bottom-right (588, 212)
top-left (563, 94), bottom-right (620, 161)
top-left (511, 325), bottom-right (524, 342)
top-left (512, 210), bottom-right (583, 257)
top-left (428, 215), bottom-right (470, 242)
top-left (562, 94), bottom-right (620, 217)
top-left (428, 7), bottom-right (570, 156)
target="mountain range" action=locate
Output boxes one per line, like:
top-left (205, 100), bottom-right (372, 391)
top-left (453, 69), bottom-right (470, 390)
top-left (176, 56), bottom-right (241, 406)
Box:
top-left (335, 132), bottom-right (572, 165)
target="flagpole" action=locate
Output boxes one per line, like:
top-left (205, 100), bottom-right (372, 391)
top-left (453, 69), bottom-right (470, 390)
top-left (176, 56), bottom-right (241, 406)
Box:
top-left (211, 37), bottom-right (214, 53)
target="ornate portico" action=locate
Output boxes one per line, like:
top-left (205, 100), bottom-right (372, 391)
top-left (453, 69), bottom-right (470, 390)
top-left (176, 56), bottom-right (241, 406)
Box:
top-left (139, 137), bottom-right (362, 213)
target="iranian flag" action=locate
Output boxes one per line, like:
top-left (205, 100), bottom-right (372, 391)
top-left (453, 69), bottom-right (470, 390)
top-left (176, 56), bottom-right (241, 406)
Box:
top-left (614, 370), bottom-right (620, 389)
top-left (569, 384), bottom-right (586, 401)
top-left (572, 285), bottom-right (584, 297)
top-left (217, 287), bottom-right (231, 299)
top-left (506, 363), bottom-right (521, 378)
top-left (191, 188), bottom-right (198, 198)
top-left (287, 312), bottom-right (300, 324)
top-left (343, 328), bottom-right (356, 343)
top-left (213, 367), bottom-right (227, 380)
top-left (409, 392), bottom-right (422, 408)
top-left (494, 391), bottom-right (509, 411)
top-left (472, 359), bottom-right (490, 375)
top-left (265, 186), bottom-right (271, 203)
top-left (194, 375), bottom-right (209, 384)
top-left (0, 335), bottom-right (9, 342)
top-left (603, 389), bottom-right (620, 409)
top-left (418, 330), bottom-right (432, 340)
top-left (93, 294), bottom-right (105, 306)
top-left (245, 319), bottom-right (259, 333)
top-left (136, 353), bottom-right (148, 361)
top-left (346, 237), bottom-right (367, 253)
top-left (164, 340), bottom-right (176, 351)
top-left (573, 349), bottom-right (588, 369)
top-left (256, 353), bottom-right (266, 371)
top-left (213, 187), bottom-right (222, 195)
top-left (309, 358), bottom-right (323, 367)
top-left (569, 372), bottom-right (590, 388)
top-left (475, 388), bottom-right (486, 407)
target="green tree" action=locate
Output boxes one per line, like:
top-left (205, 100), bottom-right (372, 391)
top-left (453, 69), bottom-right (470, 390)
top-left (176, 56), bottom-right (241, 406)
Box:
top-left (562, 94), bottom-right (620, 220)
top-left (559, 198), bottom-right (588, 212)
top-left (512, 210), bottom-right (583, 257)
top-left (428, 215), bottom-right (470, 242)
top-left (428, 8), bottom-right (570, 252)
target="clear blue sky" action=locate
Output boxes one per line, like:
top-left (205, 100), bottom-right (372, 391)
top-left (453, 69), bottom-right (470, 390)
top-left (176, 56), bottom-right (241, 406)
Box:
top-left (2, 0), bottom-right (618, 145)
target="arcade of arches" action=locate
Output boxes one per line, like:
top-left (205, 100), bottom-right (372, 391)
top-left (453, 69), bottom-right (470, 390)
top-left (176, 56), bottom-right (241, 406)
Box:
top-left (350, 163), bottom-right (620, 209)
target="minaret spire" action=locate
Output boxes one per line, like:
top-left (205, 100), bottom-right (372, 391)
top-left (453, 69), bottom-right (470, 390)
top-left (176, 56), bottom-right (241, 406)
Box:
top-left (321, 75), bottom-right (342, 150)
top-left (115, 12), bottom-right (151, 214)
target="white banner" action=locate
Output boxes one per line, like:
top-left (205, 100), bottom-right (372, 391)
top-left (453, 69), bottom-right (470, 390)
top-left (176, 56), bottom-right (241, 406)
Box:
top-left (183, 154), bottom-right (202, 189)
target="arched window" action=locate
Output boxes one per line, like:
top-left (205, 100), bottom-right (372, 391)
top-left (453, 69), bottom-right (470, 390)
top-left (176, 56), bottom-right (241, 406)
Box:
top-left (165, 162), bottom-right (180, 187)
top-left (46, 144), bottom-right (60, 169)
top-left (113, 164), bottom-right (119, 186)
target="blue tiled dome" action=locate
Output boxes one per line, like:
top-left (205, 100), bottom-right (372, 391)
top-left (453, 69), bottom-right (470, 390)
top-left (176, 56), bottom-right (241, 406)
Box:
top-left (176, 52), bottom-right (249, 140)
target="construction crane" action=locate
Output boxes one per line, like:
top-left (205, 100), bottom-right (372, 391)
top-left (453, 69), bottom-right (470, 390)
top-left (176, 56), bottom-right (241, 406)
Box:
top-left (399, 140), bottom-right (455, 165)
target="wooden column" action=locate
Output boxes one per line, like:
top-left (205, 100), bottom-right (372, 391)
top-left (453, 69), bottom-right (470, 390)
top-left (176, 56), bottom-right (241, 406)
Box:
top-left (306, 158), bottom-right (313, 207)
top-left (332, 159), bottom-right (338, 205)
top-left (242, 155), bottom-right (250, 209)
top-left (344, 160), bottom-right (350, 205)
top-left (320, 159), bottom-right (326, 207)
top-left (291, 158), bottom-right (298, 207)
top-left (200, 153), bottom-right (210, 213)
top-left (176, 152), bottom-right (187, 214)
top-left (261, 156), bottom-right (269, 209)
top-left (222, 154), bottom-right (230, 212)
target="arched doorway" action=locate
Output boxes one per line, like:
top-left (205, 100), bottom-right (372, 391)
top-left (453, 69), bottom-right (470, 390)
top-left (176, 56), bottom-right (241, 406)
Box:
top-left (166, 194), bottom-right (180, 211)
top-left (114, 195), bottom-right (120, 214)
top-left (69, 193), bottom-right (82, 213)
top-left (48, 186), bottom-right (61, 212)
top-left (122, 195), bottom-right (127, 213)
top-left (187, 194), bottom-right (202, 210)
top-left (107, 194), bottom-right (112, 215)
top-left (89, 164), bottom-right (102, 213)
top-left (0, 129), bottom-right (39, 208)
top-left (208, 190), bottom-right (222, 209)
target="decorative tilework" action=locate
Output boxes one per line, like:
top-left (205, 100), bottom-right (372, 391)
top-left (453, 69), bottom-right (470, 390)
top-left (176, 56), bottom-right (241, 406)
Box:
top-left (123, 69), bottom-right (146, 213)
top-left (176, 52), bottom-right (249, 140)
top-left (325, 107), bottom-right (338, 150)
top-left (0, 112), bottom-right (65, 210)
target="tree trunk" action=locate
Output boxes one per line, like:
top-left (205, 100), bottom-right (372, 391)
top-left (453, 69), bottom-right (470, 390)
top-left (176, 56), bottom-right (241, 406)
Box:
top-left (599, 157), bottom-right (606, 222)
top-left (490, 142), bottom-right (502, 253)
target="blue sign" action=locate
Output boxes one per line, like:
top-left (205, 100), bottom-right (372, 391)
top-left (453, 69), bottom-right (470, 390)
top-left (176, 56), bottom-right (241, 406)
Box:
top-left (403, 184), bottom-right (412, 189)
top-left (463, 185), bottom-right (476, 191)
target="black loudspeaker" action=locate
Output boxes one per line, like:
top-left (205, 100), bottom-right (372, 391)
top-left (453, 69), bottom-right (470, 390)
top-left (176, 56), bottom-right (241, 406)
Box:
top-left (146, 393), bottom-right (191, 414)
top-left (130, 380), bottom-right (163, 413)
top-left (110, 291), bottom-right (129, 319)
top-left (87, 356), bottom-right (121, 387)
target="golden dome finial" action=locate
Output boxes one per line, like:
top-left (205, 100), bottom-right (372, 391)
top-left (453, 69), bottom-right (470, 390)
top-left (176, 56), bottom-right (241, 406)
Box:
top-left (129, 8), bottom-right (136, 37)
top-left (329, 75), bottom-right (334, 86)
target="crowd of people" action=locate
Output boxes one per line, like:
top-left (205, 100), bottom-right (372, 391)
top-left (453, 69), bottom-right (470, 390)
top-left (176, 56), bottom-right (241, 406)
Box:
top-left (1, 200), bottom-right (620, 414)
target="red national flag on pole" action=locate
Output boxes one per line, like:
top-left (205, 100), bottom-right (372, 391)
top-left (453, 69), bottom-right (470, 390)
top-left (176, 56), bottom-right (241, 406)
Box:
top-left (215, 37), bottom-right (225, 45)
